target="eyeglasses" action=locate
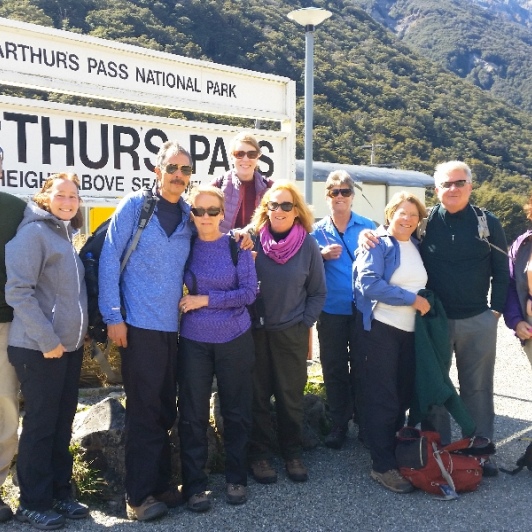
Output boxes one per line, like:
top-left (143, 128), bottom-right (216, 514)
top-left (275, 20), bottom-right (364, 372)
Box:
top-left (233, 150), bottom-right (260, 160)
top-left (267, 201), bottom-right (294, 212)
top-left (328, 188), bottom-right (353, 198)
top-left (439, 180), bottom-right (468, 189)
top-left (164, 163), bottom-right (193, 176)
top-left (191, 207), bottom-right (222, 217)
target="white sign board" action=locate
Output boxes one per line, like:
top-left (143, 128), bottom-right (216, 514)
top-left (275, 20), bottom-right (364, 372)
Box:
top-left (0, 17), bottom-right (295, 123)
top-left (0, 96), bottom-right (290, 206)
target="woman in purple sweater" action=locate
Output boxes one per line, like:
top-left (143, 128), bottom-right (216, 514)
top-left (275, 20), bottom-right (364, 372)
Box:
top-left (178, 185), bottom-right (257, 512)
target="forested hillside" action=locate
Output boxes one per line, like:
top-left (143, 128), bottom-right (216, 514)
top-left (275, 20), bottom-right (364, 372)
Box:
top-left (1, 0), bottom-right (532, 238)
top-left (355, 0), bottom-right (532, 114)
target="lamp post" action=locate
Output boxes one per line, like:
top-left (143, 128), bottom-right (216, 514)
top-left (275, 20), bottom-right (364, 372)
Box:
top-left (287, 7), bottom-right (332, 204)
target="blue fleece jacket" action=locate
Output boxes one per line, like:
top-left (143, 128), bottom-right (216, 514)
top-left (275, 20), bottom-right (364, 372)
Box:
top-left (99, 190), bottom-right (193, 333)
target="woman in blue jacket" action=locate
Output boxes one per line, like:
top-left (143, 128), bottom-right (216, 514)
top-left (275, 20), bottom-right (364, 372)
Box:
top-left (354, 191), bottom-right (429, 495)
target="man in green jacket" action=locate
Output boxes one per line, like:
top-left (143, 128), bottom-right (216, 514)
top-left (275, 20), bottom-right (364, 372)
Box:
top-left (420, 160), bottom-right (509, 476)
top-left (0, 148), bottom-right (26, 522)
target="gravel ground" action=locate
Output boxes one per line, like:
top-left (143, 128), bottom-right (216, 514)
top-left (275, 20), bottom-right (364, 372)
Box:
top-left (6, 320), bottom-right (532, 531)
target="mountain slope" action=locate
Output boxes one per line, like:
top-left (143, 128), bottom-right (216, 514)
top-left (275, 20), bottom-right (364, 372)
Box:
top-left (355, 0), bottom-right (532, 113)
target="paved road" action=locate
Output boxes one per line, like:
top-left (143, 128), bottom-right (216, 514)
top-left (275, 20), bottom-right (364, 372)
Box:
top-left (9, 320), bottom-right (532, 531)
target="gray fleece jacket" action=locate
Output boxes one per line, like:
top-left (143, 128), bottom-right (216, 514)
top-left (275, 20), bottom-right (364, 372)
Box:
top-left (5, 202), bottom-right (88, 353)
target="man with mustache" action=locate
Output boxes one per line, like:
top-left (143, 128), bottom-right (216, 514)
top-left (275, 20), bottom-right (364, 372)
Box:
top-left (99, 140), bottom-right (193, 521)
top-left (0, 147), bottom-right (26, 522)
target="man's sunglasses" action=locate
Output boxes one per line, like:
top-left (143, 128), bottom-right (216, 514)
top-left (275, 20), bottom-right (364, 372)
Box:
top-left (191, 207), bottom-right (222, 217)
top-left (233, 150), bottom-right (260, 160)
top-left (164, 163), bottom-right (193, 176)
top-left (439, 180), bottom-right (468, 189)
top-left (267, 201), bottom-right (294, 212)
top-left (328, 188), bottom-right (353, 198)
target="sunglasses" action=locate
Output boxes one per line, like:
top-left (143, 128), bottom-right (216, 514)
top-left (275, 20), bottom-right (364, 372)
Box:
top-left (439, 180), bottom-right (468, 189)
top-left (267, 201), bottom-right (294, 212)
top-left (233, 150), bottom-right (260, 160)
top-left (328, 188), bottom-right (353, 198)
top-left (191, 207), bottom-right (222, 217)
top-left (164, 163), bottom-right (193, 176)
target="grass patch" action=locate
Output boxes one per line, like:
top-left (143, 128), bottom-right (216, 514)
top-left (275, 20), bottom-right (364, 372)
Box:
top-left (70, 442), bottom-right (105, 501)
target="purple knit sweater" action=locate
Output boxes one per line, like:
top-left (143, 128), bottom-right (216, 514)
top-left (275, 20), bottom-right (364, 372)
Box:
top-left (180, 234), bottom-right (257, 343)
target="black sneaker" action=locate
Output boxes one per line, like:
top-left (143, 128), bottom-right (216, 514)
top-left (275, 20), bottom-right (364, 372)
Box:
top-left (53, 498), bottom-right (89, 519)
top-left (325, 425), bottom-right (347, 449)
top-left (15, 506), bottom-right (65, 530)
top-left (0, 497), bottom-right (13, 522)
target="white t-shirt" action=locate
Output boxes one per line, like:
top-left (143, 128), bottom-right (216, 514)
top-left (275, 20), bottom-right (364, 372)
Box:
top-left (373, 239), bottom-right (427, 332)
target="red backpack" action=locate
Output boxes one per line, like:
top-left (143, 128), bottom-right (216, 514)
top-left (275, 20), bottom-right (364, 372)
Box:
top-left (395, 427), bottom-right (494, 498)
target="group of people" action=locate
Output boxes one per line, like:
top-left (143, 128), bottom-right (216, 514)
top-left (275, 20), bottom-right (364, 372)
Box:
top-left (1, 132), bottom-right (531, 527)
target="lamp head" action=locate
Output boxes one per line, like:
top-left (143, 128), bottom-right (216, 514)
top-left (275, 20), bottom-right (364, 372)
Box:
top-left (287, 7), bottom-right (332, 28)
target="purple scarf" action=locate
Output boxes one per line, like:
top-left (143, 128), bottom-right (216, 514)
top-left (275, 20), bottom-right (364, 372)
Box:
top-left (259, 223), bottom-right (307, 264)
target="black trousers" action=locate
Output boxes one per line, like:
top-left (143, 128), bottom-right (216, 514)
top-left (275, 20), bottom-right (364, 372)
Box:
top-left (316, 311), bottom-right (362, 429)
top-left (120, 326), bottom-right (179, 506)
top-left (249, 322), bottom-right (309, 461)
top-left (177, 330), bottom-right (254, 499)
top-left (8, 345), bottom-right (83, 511)
top-left (357, 316), bottom-right (415, 473)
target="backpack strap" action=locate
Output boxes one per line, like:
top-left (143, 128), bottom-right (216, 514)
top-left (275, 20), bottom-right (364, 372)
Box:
top-left (471, 204), bottom-right (507, 256)
top-left (228, 231), bottom-right (240, 267)
top-left (120, 188), bottom-right (158, 272)
top-left (416, 206), bottom-right (435, 241)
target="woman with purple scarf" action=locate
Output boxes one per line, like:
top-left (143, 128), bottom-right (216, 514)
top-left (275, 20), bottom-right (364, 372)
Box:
top-left (247, 180), bottom-right (326, 485)
top-left (177, 185), bottom-right (257, 512)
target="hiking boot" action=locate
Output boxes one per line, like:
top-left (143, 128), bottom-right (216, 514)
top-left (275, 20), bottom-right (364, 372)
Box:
top-left (325, 425), bottom-right (347, 449)
top-left (187, 491), bottom-right (212, 513)
top-left (226, 484), bottom-right (247, 505)
top-left (250, 460), bottom-right (278, 484)
top-left (154, 486), bottom-right (184, 508)
top-left (370, 469), bottom-right (414, 494)
top-left (285, 458), bottom-right (308, 482)
top-left (0, 497), bottom-right (13, 522)
top-left (482, 457), bottom-right (499, 477)
top-left (53, 498), bottom-right (89, 519)
top-left (126, 496), bottom-right (167, 521)
top-left (15, 506), bottom-right (65, 530)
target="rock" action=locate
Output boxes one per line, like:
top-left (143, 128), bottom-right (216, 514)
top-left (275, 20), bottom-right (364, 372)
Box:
top-left (72, 398), bottom-right (127, 500)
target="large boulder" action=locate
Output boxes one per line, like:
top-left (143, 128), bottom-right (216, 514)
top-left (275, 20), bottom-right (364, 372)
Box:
top-left (72, 397), bottom-right (127, 500)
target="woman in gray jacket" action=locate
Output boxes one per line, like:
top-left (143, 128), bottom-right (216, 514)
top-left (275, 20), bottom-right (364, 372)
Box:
top-left (5, 173), bottom-right (89, 530)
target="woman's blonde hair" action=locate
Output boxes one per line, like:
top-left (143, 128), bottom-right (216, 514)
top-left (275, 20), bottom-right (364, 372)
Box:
top-left (188, 185), bottom-right (225, 211)
top-left (33, 173), bottom-right (83, 230)
top-left (251, 180), bottom-right (314, 233)
top-left (384, 191), bottom-right (427, 225)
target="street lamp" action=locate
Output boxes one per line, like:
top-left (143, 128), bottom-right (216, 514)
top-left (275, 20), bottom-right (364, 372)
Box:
top-left (287, 7), bottom-right (332, 204)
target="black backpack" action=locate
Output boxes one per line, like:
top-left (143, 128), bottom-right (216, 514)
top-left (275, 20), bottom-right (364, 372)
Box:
top-left (79, 188), bottom-right (158, 343)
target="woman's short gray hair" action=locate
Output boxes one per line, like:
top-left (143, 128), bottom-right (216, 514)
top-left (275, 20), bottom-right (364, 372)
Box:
top-left (325, 170), bottom-right (355, 193)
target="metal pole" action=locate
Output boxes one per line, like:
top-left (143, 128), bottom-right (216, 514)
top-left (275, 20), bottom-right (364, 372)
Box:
top-left (304, 25), bottom-right (314, 205)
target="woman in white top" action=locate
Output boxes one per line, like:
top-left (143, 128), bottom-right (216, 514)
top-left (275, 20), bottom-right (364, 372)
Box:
top-left (353, 191), bottom-right (430, 494)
